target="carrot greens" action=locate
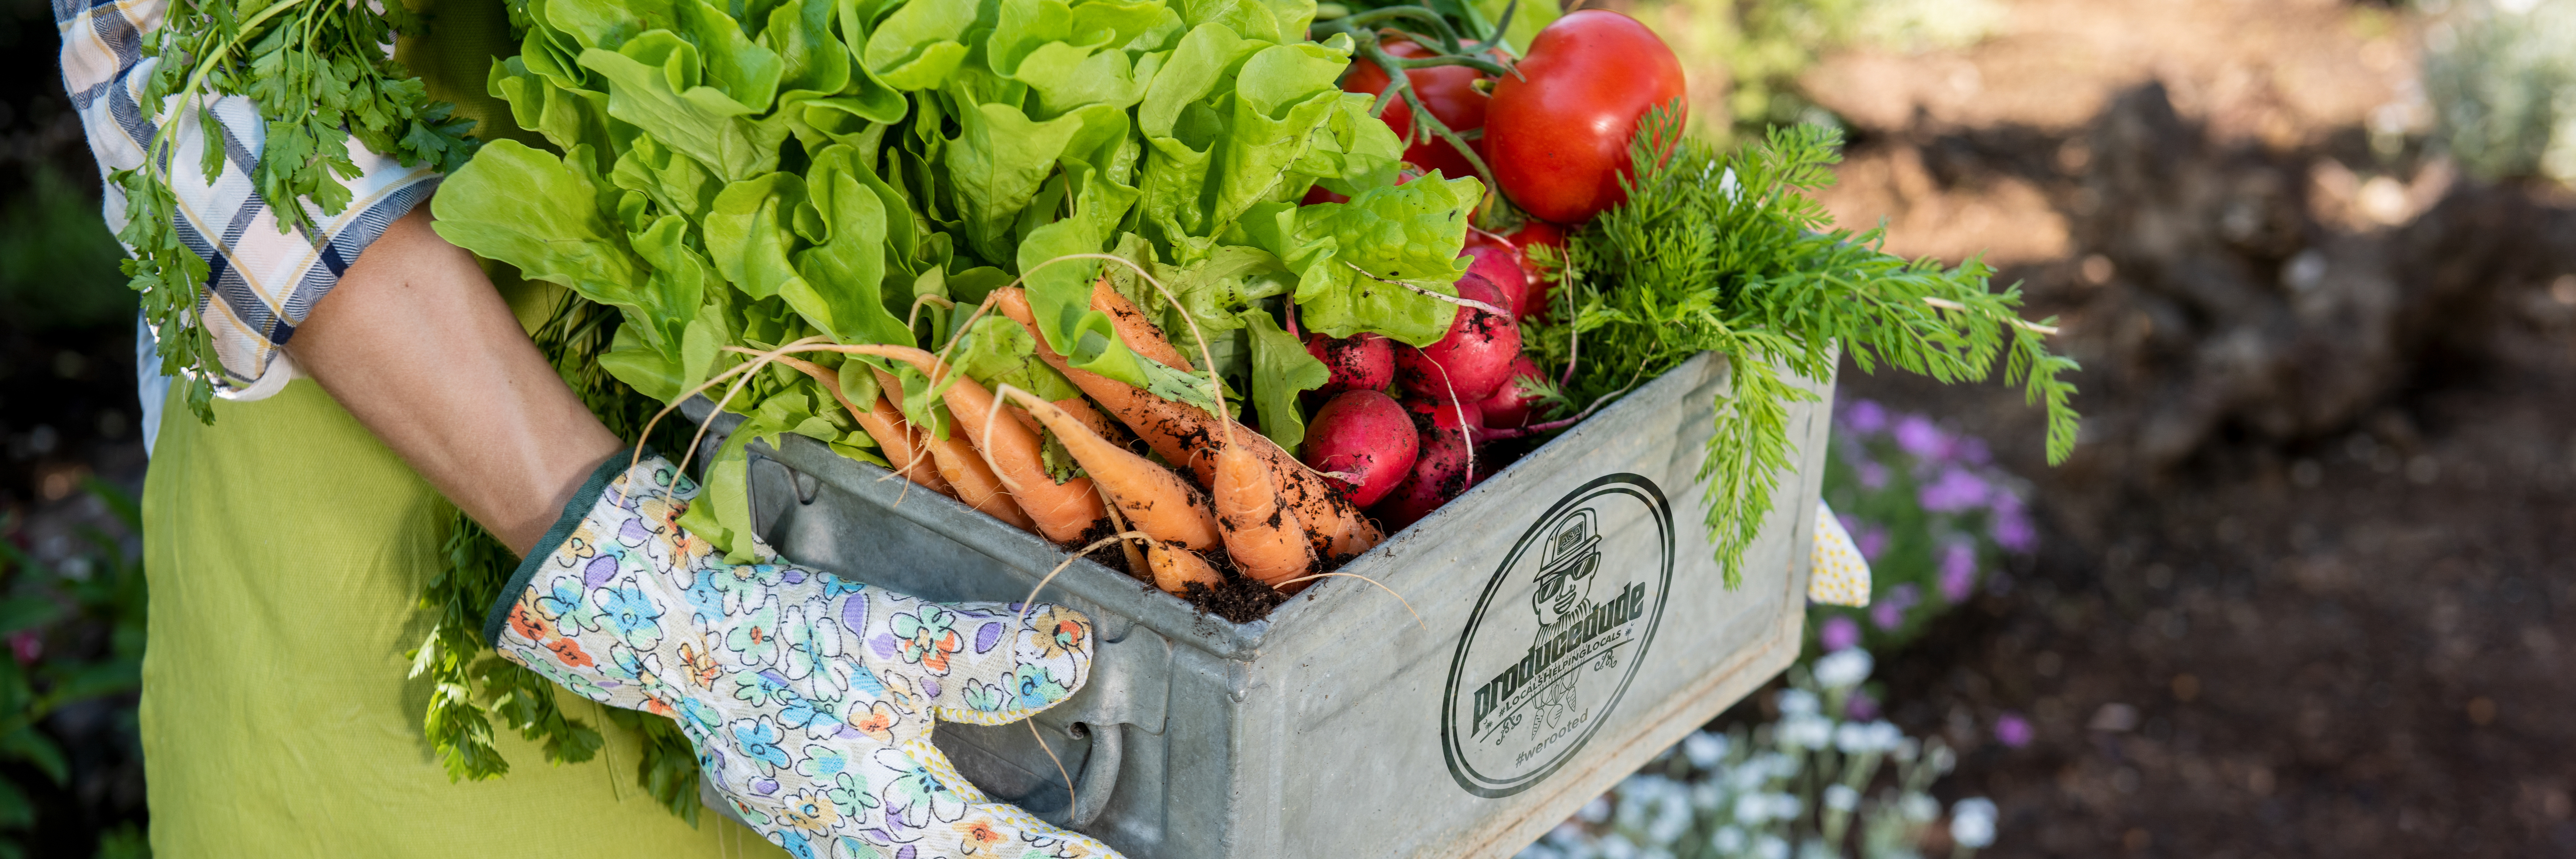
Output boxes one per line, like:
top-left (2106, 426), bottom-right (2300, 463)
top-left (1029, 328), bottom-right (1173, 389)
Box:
top-left (1525, 109), bottom-right (2080, 588)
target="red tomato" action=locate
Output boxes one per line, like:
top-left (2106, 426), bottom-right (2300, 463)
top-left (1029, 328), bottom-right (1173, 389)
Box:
top-left (1483, 11), bottom-right (1686, 224)
top-left (1339, 38), bottom-right (1492, 182)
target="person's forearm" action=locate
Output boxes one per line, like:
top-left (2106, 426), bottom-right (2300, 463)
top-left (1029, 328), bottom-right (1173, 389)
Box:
top-left (290, 204), bottom-right (624, 557)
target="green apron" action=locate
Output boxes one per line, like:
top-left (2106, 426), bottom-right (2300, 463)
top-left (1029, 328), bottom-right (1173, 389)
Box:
top-left (137, 0), bottom-right (787, 852)
top-left (142, 382), bottom-right (781, 856)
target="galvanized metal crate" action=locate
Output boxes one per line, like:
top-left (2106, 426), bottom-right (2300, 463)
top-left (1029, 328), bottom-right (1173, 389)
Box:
top-left (686, 350), bottom-right (1836, 858)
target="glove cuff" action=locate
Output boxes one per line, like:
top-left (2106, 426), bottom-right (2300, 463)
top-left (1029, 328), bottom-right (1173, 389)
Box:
top-left (480, 449), bottom-right (662, 647)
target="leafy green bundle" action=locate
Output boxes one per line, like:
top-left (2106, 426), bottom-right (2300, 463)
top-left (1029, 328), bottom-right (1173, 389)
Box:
top-left (1525, 113), bottom-right (2079, 588)
top-left (420, 0), bottom-right (1488, 817)
top-left (117, 0), bottom-right (479, 421)
top-left (431, 0), bottom-right (1486, 556)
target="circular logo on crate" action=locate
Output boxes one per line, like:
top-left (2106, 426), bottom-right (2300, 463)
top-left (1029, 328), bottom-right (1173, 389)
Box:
top-left (1441, 473), bottom-right (1674, 798)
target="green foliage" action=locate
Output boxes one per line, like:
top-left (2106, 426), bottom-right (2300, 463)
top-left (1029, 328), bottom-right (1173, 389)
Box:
top-left (112, 0), bottom-right (479, 423)
top-left (0, 480), bottom-right (150, 857)
top-left (0, 166), bottom-right (135, 332)
top-left (1527, 108), bottom-right (2076, 588)
top-left (431, 0), bottom-right (1481, 566)
top-left (2423, 0), bottom-right (2576, 184)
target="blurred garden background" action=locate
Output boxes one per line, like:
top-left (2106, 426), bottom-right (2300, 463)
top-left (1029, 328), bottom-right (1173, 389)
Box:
top-left (5, 0), bottom-right (2576, 855)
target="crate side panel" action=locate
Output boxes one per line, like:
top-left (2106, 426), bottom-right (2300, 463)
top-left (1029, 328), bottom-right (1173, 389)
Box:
top-left (1253, 359), bottom-right (1832, 858)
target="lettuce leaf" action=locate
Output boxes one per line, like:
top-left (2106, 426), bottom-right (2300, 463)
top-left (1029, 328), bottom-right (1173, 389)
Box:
top-left (1240, 306), bottom-right (1326, 448)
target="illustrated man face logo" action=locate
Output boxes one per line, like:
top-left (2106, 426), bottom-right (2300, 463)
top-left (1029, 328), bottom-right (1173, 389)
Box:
top-left (1530, 510), bottom-right (1602, 628)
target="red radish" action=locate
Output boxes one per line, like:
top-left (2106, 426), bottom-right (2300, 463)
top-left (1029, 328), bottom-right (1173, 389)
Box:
top-left (1304, 333), bottom-right (1394, 398)
top-left (1370, 421), bottom-right (1479, 530)
top-left (1395, 273), bottom-right (1521, 402)
top-left (1301, 185), bottom-right (1349, 206)
top-left (1507, 220), bottom-right (1566, 321)
top-left (1462, 235), bottom-right (1530, 319)
top-left (1299, 390), bottom-right (1419, 508)
top-left (1403, 393), bottom-right (1483, 436)
top-left (1475, 356), bottom-right (1549, 429)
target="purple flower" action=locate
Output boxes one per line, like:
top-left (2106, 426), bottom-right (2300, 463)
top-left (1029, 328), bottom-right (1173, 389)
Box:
top-left (1857, 460), bottom-right (1889, 490)
top-left (1958, 436), bottom-right (1992, 465)
top-left (1845, 399), bottom-right (1888, 434)
top-left (1894, 415), bottom-right (1949, 460)
top-left (1855, 526), bottom-right (1889, 562)
top-left (1993, 712), bottom-right (2033, 748)
top-left (1917, 466), bottom-right (1991, 513)
top-left (7, 631), bottom-right (38, 666)
top-left (1845, 689), bottom-right (1880, 721)
top-left (1871, 584), bottom-right (1919, 630)
top-left (1819, 615), bottom-right (1861, 651)
top-left (1990, 493), bottom-right (2037, 552)
top-left (1939, 543), bottom-right (1979, 603)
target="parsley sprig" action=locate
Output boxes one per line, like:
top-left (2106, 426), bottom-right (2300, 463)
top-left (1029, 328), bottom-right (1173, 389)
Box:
top-left (1525, 106), bottom-right (2079, 587)
top-left (110, 0), bottom-right (476, 422)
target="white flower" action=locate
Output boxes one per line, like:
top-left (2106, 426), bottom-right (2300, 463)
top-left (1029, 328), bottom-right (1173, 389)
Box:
top-left (1766, 792), bottom-right (1805, 820)
top-left (1868, 721), bottom-right (1904, 751)
top-left (1781, 713), bottom-right (1834, 750)
top-left (1950, 797), bottom-right (1999, 848)
top-left (1647, 789), bottom-right (1695, 846)
top-left (1683, 730), bottom-right (1729, 768)
top-left (1577, 795), bottom-right (1613, 823)
top-left (1837, 720), bottom-right (1904, 754)
top-left (1754, 834), bottom-right (1792, 859)
top-left (1776, 688), bottom-right (1820, 716)
top-left (1600, 833), bottom-right (1640, 859)
top-left (1813, 649), bottom-right (1874, 689)
top-left (1899, 791), bottom-right (1941, 823)
top-left (1691, 781), bottom-right (1726, 811)
top-left (1823, 783), bottom-right (1860, 812)
top-left (1727, 760), bottom-right (1771, 792)
top-left (1733, 793), bottom-right (1773, 823)
top-left (1833, 722), bottom-right (1872, 754)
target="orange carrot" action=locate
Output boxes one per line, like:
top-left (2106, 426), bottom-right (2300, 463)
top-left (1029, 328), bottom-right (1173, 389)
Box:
top-left (865, 391), bottom-right (956, 497)
top-left (1212, 444), bottom-right (1316, 588)
top-left (1091, 278), bottom-right (1193, 370)
top-left (870, 367), bottom-right (1035, 532)
top-left (997, 386), bottom-right (1220, 551)
top-left (1055, 396), bottom-right (1126, 444)
top-left (848, 349), bottom-right (1105, 544)
top-left (1145, 540), bottom-right (1224, 597)
top-left (993, 287), bottom-right (1384, 561)
top-left (755, 353), bottom-right (953, 497)
top-left (1002, 399), bottom-right (1121, 444)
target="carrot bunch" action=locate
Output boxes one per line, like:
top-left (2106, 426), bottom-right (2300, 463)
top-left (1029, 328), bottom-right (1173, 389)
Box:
top-left (743, 277), bottom-right (1383, 602)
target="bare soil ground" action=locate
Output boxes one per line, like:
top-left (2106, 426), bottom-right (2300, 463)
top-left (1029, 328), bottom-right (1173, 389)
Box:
top-left (1788, 0), bottom-right (2576, 855)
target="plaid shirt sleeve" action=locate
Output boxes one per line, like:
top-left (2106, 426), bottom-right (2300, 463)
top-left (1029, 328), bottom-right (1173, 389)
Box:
top-left (58, 0), bottom-right (443, 398)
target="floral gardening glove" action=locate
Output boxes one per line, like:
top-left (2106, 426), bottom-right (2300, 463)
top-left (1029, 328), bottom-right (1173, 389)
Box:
top-left (485, 454), bottom-right (1123, 859)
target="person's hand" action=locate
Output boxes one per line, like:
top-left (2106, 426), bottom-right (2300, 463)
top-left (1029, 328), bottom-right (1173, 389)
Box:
top-left (489, 454), bottom-right (1121, 859)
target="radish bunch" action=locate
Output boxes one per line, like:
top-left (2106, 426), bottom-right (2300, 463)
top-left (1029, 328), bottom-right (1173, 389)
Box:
top-left (1297, 241), bottom-right (1559, 530)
